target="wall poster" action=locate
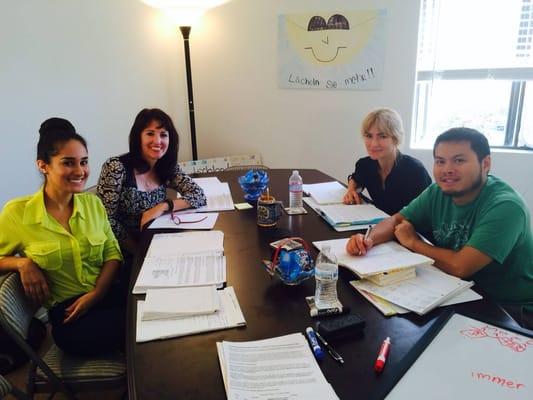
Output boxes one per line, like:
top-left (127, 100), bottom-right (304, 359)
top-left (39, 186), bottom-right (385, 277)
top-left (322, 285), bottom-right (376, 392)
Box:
top-left (278, 10), bottom-right (387, 90)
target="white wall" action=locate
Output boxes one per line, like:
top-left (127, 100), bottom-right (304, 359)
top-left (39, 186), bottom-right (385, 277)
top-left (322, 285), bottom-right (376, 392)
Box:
top-left (0, 0), bottom-right (189, 206)
top-left (193, 0), bottom-right (420, 182)
top-left (1, 0), bottom-right (532, 217)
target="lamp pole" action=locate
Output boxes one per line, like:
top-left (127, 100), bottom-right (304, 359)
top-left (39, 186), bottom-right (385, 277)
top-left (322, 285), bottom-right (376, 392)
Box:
top-left (179, 26), bottom-right (198, 161)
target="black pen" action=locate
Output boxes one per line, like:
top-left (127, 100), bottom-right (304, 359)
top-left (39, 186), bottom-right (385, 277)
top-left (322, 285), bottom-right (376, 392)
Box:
top-left (315, 331), bottom-right (344, 365)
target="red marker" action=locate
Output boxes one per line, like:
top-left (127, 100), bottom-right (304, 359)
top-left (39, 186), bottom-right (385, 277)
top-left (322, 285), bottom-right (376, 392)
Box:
top-left (374, 337), bottom-right (391, 373)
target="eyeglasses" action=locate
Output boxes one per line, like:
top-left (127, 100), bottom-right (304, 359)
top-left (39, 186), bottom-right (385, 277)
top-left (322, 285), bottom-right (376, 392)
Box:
top-left (170, 211), bottom-right (208, 226)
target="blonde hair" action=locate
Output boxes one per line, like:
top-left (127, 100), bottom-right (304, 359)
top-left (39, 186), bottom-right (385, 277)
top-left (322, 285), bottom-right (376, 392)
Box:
top-left (361, 108), bottom-right (404, 145)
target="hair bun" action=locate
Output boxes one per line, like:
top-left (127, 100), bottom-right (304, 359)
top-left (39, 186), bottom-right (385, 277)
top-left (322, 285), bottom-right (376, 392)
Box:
top-left (39, 117), bottom-right (76, 137)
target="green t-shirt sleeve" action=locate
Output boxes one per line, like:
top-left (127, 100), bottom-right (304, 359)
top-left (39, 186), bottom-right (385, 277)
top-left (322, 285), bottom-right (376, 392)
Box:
top-left (466, 200), bottom-right (525, 264)
top-left (399, 184), bottom-right (434, 230)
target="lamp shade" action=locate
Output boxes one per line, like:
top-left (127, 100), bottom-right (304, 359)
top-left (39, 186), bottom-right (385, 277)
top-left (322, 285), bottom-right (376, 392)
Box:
top-left (140, 0), bottom-right (228, 25)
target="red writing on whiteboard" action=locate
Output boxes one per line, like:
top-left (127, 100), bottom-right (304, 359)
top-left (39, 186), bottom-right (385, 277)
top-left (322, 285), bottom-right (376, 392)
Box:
top-left (461, 325), bottom-right (533, 353)
top-left (471, 372), bottom-right (525, 389)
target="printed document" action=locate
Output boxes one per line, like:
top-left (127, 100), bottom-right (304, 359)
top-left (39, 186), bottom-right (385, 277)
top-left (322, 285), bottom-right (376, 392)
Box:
top-left (136, 287), bottom-right (245, 342)
top-left (194, 179), bottom-right (235, 212)
top-left (133, 231), bottom-right (226, 293)
top-left (142, 286), bottom-right (220, 321)
top-left (313, 239), bottom-right (434, 277)
top-left (148, 211), bottom-right (218, 230)
top-left (145, 231), bottom-right (224, 257)
top-left (352, 285), bottom-right (482, 316)
top-left (303, 181), bottom-right (346, 204)
top-left (351, 265), bottom-right (474, 315)
top-left (303, 197), bottom-right (370, 231)
top-left (217, 333), bottom-right (339, 400)
top-left (192, 177), bottom-right (221, 186)
top-left (133, 253), bottom-right (226, 294)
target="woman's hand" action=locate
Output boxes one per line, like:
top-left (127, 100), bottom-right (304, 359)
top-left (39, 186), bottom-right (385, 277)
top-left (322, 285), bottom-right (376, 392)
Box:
top-left (343, 190), bottom-right (362, 205)
top-left (63, 290), bottom-right (101, 324)
top-left (346, 233), bottom-right (373, 256)
top-left (17, 258), bottom-right (49, 304)
top-left (343, 179), bottom-right (362, 205)
top-left (140, 203), bottom-right (168, 230)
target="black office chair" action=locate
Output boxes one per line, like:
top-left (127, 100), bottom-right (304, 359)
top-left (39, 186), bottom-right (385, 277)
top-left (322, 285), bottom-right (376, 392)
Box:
top-left (0, 273), bottom-right (126, 400)
top-left (0, 373), bottom-right (27, 399)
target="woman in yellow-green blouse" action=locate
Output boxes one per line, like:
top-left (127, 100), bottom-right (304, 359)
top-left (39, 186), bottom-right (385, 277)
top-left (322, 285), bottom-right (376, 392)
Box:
top-left (0, 118), bottom-right (123, 356)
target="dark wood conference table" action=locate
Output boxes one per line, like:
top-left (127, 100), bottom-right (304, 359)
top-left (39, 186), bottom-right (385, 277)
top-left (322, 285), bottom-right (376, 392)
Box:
top-left (126, 169), bottom-right (516, 400)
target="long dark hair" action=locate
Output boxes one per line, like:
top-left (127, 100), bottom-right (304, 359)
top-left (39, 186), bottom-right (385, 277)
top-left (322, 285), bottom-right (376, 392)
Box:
top-left (37, 117), bottom-right (87, 163)
top-left (126, 108), bottom-right (179, 182)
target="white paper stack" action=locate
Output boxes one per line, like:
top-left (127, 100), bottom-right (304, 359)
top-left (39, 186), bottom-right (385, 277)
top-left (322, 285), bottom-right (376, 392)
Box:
top-left (352, 283), bottom-right (482, 316)
top-left (313, 239), bottom-right (434, 278)
top-left (303, 196), bottom-right (388, 231)
top-left (217, 333), bottom-right (339, 400)
top-left (351, 265), bottom-right (477, 315)
top-left (142, 286), bottom-right (220, 321)
top-left (148, 211), bottom-right (219, 230)
top-left (193, 177), bottom-right (235, 212)
top-left (303, 181), bottom-right (346, 205)
top-left (133, 231), bottom-right (226, 294)
top-left (366, 267), bottom-right (417, 286)
top-left (136, 287), bottom-right (246, 343)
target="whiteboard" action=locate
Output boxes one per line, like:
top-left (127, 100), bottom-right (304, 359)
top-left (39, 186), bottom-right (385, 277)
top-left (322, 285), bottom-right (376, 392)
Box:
top-left (386, 314), bottom-right (533, 400)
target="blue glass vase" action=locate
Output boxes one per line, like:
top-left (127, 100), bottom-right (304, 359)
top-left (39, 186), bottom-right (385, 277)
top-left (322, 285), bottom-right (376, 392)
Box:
top-left (238, 169), bottom-right (269, 204)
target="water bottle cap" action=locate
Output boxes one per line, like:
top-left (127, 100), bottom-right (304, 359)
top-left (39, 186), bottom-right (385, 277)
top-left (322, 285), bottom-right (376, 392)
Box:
top-left (292, 170), bottom-right (299, 175)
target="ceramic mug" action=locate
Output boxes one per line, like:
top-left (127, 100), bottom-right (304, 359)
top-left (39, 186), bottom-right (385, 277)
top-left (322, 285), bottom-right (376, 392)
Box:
top-left (257, 195), bottom-right (283, 227)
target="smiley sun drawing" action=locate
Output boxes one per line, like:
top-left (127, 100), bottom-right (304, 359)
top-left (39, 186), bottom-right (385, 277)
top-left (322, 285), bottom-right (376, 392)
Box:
top-left (286, 11), bottom-right (379, 66)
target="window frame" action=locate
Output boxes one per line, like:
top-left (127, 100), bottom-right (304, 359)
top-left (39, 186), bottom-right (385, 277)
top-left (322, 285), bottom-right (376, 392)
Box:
top-left (412, 0), bottom-right (533, 152)
top-left (413, 67), bottom-right (533, 151)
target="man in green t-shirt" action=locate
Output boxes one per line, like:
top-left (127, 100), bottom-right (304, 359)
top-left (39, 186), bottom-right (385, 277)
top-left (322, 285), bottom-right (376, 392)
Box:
top-left (347, 128), bottom-right (533, 329)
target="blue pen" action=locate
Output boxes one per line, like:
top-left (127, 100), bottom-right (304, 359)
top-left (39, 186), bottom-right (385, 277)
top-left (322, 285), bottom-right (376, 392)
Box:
top-left (305, 327), bottom-right (324, 361)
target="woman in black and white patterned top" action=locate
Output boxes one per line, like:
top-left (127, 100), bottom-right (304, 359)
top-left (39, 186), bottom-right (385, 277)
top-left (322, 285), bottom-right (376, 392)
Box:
top-left (97, 109), bottom-right (206, 255)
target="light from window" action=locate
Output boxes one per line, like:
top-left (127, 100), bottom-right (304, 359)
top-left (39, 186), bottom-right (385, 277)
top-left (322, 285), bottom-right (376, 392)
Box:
top-left (412, 0), bottom-right (533, 150)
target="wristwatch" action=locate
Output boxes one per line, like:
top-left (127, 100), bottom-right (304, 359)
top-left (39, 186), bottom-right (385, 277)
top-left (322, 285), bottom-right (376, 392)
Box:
top-left (164, 198), bottom-right (174, 212)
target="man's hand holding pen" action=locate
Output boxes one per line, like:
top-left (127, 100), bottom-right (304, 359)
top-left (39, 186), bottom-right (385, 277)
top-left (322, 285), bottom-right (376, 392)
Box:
top-left (346, 226), bottom-right (373, 256)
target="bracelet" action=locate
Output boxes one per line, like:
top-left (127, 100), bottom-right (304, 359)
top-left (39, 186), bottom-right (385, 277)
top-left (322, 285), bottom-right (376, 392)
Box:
top-left (164, 199), bottom-right (174, 212)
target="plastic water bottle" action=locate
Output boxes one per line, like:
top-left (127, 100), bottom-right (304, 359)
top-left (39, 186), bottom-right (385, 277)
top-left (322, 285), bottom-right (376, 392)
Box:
top-left (289, 170), bottom-right (303, 209)
top-left (314, 245), bottom-right (339, 309)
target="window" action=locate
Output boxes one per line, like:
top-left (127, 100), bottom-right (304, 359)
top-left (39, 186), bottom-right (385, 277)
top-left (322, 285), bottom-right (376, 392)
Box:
top-left (412, 0), bottom-right (533, 150)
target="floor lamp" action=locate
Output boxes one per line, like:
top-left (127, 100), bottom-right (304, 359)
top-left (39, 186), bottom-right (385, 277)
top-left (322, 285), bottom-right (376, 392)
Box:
top-left (179, 25), bottom-right (197, 160)
top-left (140, 0), bottom-right (228, 161)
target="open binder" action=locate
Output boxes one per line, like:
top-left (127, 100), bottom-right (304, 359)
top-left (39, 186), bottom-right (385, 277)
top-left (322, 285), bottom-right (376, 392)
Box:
top-left (351, 265), bottom-right (474, 315)
top-left (313, 239), bottom-right (434, 277)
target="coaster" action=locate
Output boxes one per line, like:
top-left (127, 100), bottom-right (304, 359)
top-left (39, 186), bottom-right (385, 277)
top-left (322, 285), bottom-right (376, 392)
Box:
top-left (284, 207), bottom-right (308, 215)
top-left (306, 296), bottom-right (344, 318)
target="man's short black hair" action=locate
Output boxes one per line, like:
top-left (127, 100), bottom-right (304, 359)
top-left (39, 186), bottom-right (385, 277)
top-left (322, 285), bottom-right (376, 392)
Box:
top-left (433, 127), bottom-right (490, 162)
